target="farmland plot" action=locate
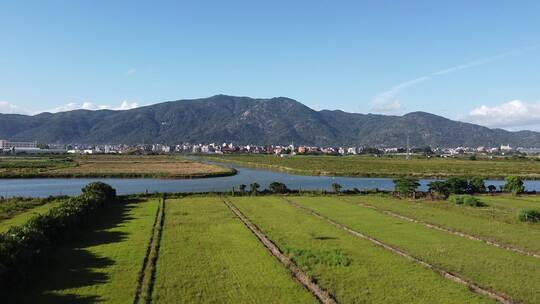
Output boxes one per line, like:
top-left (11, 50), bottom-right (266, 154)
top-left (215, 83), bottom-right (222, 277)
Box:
top-left (231, 196), bottom-right (493, 304)
top-left (291, 197), bottom-right (540, 304)
top-left (151, 197), bottom-right (316, 304)
top-left (345, 195), bottom-right (540, 254)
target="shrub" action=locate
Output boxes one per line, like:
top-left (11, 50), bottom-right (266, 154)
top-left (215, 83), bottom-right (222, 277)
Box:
top-left (0, 182), bottom-right (117, 291)
top-left (428, 181), bottom-right (450, 198)
top-left (448, 195), bottom-right (484, 207)
top-left (393, 178), bottom-right (420, 198)
top-left (284, 247), bottom-right (351, 270)
top-left (517, 209), bottom-right (540, 223)
top-left (502, 176), bottom-right (525, 195)
top-left (81, 181), bottom-right (116, 202)
top-left (445, 177), bottom-right (469, 194)
top-left (268, 182), bottom-right (289, 194)
top-left (468, 176), bottom-right (486, 193)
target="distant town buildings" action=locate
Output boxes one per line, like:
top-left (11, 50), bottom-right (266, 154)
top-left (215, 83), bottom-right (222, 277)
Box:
top-left (1, 138), bottom-right (537, 157)
top-left (0, 140), bottom-right (37, 149)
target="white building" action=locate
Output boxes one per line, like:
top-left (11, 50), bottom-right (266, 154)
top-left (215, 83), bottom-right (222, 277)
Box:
top-left (500, 144), bottom-right (512, 151)
top-left (0, 140), bottom-right (37, 149)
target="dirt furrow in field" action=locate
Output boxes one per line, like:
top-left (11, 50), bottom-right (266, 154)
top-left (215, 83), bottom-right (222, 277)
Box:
top-left (283, 198), bottom-right (515, 304)
top-left (222, 197), bottom-right (337, 304)
top-left (341, 198), bottom-right (540, 259)
top-left (133, 198), bottom-right (166, 304)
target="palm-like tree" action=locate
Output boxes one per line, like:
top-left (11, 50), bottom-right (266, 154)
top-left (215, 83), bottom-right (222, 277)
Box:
top-left (250, 183), bottom-right (260, 195)
top-left (239, 184), bottom-right (247, 194)
top-left (331, 183), bottom-right (342, 193)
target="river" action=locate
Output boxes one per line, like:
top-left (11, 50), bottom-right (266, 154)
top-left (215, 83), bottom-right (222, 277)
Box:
top-left (0, 163), bottom-right (537, 197)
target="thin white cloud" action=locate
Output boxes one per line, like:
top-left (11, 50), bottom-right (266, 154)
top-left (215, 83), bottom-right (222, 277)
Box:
top-left (0, 101), bottom-right (30, 115)
top-left (466, 99), bottom-right (540, 130)
top-left (117, 100), bottom-right (139, 110)
top-left (45, 100), bottom-right (139, 113)
top-left (125, 68), bottom-right (136, 76)
top-left (371, 45), bottom-right (539, 113)
top-left (0, 100), bottom-right (140, 115)
top-left (371, 100), bottom-right (402, 115)
top-left (371, 77), bottom-right (429, 107)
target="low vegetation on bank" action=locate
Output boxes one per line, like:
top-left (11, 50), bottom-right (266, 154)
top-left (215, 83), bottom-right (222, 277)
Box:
top-left (202, 154), bottom-right (540, 179)
top-left (0, 155), bottom-right (235, 179)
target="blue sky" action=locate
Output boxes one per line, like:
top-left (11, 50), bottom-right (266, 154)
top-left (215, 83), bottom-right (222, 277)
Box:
top-left (1, 1), bottom-right (540, 130)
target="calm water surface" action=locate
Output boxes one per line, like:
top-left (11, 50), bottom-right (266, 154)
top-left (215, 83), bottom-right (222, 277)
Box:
top-left (0, 163), bottom-right (537, 197)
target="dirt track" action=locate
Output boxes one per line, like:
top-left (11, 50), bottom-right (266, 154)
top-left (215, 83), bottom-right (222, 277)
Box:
top-left (133, 198), bottom-right (166, 304)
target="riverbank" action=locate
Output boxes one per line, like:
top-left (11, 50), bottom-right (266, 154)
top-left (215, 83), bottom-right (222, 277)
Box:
top-left (201, 154), bottom-right (540, 179)
top-left (0, 155), bottom-right (236, 179)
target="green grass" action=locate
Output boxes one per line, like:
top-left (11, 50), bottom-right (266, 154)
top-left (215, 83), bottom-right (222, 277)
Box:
top-left (151, 197), bottom-right (316, 304)
top-left (0, 201), bottom-right (61, 232)
top-left (203, 154), bottom-right (540, 179)
top-left (11, 199), bottom-right (159, 303)
top-left (0, 197), bottom-right (58, 220)
top-left (231, 196), bottom-right (493, 304)
top-left (345, 194), bottom-right (540, 253)
top-left (291, 196), bottom-right (540, 304)
top-left (478, 195), bottom-right (540, 217)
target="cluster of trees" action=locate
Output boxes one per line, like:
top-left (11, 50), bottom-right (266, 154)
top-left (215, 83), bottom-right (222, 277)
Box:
top-left (427, 177), bottom-right (487, 199)
top-left (0, 182), bottom-right (117, 291)
top-left (237, 181), bottom-right (362, 195)
top-left (235, 176), bottom-right (526, 198)
top-left (236, 182), bottom-right (289, 195)
top-left (393, 176), bottom-right (526, 198)
top-left (237, 183), bottom-right (260, 195)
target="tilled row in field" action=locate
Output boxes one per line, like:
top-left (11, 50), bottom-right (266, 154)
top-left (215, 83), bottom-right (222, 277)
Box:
top-left (134, 198), bottom-right (166, 304)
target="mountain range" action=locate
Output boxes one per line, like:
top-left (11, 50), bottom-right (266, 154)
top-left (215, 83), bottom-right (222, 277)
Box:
top-left (1, 95), bottom-right (539, 148)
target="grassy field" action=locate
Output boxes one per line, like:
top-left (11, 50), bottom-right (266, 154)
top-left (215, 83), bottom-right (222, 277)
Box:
top-left (0, 201), bottom-right (61, 233)
top-left (152, 197), bottom-right (317, 303)
top-left (477, 195), bottom-right (540, 216)
top-left (345, 194), bottom-right (540, 253)
top-left (6, 194), bottom-right (539, 303)
top-left (202, 154), bottom-right (540, 179)
top-left (0, 196), bottom-right (62, 220)
top-left (290, 196), bottom-right (540, 303)
top-left (11, 198), bottom-right (159, 303)
top-left (231, 196), bottom-right (494, 303)
top-left (0, 155), bottom-right (235, 178)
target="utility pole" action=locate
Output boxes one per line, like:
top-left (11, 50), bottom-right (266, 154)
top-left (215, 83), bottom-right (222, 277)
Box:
top-left (406, 134), bottom-right (410, 160)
